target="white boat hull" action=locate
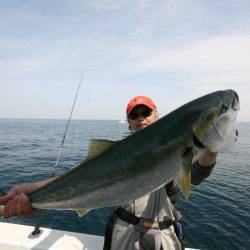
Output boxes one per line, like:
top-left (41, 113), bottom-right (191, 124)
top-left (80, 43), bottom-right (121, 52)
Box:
top-left (0, 222), bottom-right (103, 250)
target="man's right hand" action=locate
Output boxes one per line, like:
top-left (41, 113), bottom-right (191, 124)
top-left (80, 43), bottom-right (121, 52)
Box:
top-left (0, 183), bottom-right (37, 218)
top-left (0, 178), bottom-right (56, 218)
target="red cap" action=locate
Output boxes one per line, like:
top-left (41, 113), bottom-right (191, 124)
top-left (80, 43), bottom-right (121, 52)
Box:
top-left (126, 96), bottom-right (157, 115)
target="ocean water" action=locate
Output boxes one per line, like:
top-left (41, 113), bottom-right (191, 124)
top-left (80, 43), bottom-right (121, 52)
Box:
top-left (0, 119), bottom-right (249, 250)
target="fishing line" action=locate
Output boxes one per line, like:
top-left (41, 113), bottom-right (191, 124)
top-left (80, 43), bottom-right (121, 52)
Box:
top-left (52, 71), bottom-right (84, 177)
top-left (32, 70), bottom-right (85, 236)
top-left (74, 121), bottom-right (79, 163)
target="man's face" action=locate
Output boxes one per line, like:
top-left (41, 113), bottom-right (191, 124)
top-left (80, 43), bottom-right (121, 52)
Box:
top-left (127, 105), bottom-right (158, 132)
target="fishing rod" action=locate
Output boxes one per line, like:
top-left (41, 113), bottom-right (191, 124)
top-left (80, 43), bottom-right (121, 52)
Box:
top-left (51, 71), bottom-right (84, 178)
top-left (32, 70), bottom-right (85, 236)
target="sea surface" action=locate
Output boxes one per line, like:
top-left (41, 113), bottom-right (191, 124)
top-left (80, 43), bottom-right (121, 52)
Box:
top-left (0, 119), bottom-right (249, 250)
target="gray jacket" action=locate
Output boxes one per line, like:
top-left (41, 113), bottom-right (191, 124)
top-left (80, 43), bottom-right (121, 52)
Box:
top-left (109, 161), bottom-right (215, 250)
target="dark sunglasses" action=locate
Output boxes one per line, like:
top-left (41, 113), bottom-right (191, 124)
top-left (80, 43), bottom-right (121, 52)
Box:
top-left (128, 108), bottom-right (153, 120)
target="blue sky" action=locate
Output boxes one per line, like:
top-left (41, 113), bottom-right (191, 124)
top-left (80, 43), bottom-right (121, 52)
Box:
top-left (0, 0), bottom-right (249, 121)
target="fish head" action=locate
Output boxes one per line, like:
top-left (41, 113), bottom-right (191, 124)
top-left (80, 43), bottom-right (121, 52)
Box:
top-left (193, 89), bottom-right (239, 153)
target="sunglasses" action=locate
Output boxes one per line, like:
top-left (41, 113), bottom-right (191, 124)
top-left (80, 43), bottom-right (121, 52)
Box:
top-left (128, 108), bottom-right (153, 120)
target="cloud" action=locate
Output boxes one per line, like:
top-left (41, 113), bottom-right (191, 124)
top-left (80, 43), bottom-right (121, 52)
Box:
top-left (124, 34), bottom-right (250, 74)
top-left (0, 53), bottom-right (63, 76)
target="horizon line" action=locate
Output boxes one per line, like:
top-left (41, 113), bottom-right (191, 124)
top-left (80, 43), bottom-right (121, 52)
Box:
top-left (0, 117), bottom-right (248, 123)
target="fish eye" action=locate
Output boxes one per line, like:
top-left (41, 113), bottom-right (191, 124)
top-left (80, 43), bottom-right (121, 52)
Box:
top-left (220, 104), bottom-right (228, 114)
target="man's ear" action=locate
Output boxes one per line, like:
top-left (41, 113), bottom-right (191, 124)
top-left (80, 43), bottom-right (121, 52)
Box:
top-left (127, 117), bottom-right (132, 132)
top-left (154, 110), bottom-right (159, 119)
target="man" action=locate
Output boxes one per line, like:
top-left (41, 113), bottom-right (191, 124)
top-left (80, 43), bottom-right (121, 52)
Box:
top-left (0, 96), bottom-right (217, 249)
top-left (103, 96), bottom-right (218, 250)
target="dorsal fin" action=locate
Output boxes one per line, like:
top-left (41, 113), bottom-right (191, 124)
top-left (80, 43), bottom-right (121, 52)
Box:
top-left (86, 139), bottom-right (117, 161)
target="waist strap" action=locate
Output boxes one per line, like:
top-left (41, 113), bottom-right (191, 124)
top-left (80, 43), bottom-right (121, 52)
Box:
top-left (117, 207), bottom-right (175, 230)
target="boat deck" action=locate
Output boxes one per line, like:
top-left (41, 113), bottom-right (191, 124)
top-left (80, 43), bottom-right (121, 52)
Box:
top-left (0, 222), bottom-right (198, 249)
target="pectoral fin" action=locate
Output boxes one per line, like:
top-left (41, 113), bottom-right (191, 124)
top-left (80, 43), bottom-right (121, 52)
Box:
top-left (180, 146), bottom-right (193, 199)
top-left (180, 170), bottom-right (191, 199)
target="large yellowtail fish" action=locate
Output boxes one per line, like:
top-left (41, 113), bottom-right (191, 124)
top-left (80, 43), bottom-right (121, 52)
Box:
top-left (0, 90), bottom-right (240, 216)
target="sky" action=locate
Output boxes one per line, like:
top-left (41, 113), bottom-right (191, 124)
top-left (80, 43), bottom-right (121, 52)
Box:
top-left (0, 0), bottom-right (250, 121)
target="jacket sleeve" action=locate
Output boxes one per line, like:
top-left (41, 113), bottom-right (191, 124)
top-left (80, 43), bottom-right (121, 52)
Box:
top-left (191, 161), bottom-right (216, 186)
